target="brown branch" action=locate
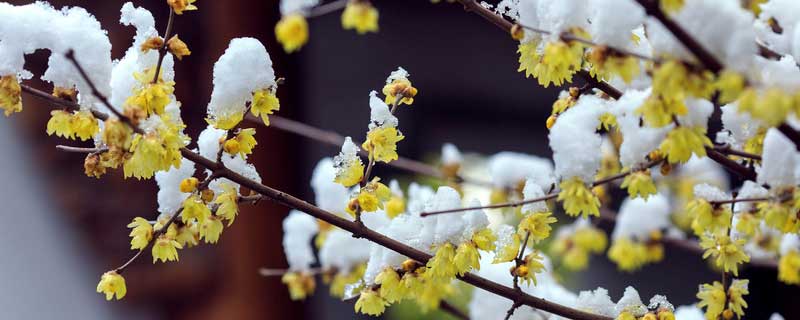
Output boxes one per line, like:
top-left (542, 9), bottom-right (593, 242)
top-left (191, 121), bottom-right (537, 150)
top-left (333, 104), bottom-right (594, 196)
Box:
top-left (440, 300), bottom-right (470, 320)
top-left (249, 114), bottom-right (493, 187)
top-left (633, 0), bottom-right (723, 73)
top-left (25, 67), bottom-right (612, 320)
top-left (596, 209), bottom-right (778, 270)
top-left (153, 9), bottom-right (175, 83)
top-left (712, 144), bottom-right (761, 161)
top-left (420, 159), bottom-right (663, 217)
top-left (307, 0), bottom-right (348, 18)
top-left (55, 145), bottom-right (108, 154)
top-left (705, 148), bottom-right (757, 180)
top-left (453, 0), bottom-right (623, 100)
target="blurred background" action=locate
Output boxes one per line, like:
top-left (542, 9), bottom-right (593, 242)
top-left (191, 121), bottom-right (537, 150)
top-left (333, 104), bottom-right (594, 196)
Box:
top-left (0, 0), bottom-right (796, 319)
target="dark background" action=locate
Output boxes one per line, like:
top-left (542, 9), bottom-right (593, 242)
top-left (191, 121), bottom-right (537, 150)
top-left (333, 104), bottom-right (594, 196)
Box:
top-left (2, 0), bottom-right (796, 319)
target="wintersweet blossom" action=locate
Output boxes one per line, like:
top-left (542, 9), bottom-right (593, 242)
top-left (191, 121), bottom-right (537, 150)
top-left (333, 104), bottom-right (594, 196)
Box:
top-left (96, 271), bottom-right (126, 301)
top-left (341, 0), bottom-right (379, 34)
top-left (275, 14), bottom-right (309, 53)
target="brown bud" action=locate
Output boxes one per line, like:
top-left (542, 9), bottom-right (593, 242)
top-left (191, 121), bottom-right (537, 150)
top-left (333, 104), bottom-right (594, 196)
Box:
top-left (166, 35), bottom-right (191, 60)
top-left (84, 153), bottom-right (106, 178)
top-left (401, 259), bottom-right (421, 272)
top-left (201, 188), bottom-right (215, 203)
top-left (140, 36), bottom-right (164, 53)
top-left (510, 24), bottom-right (524, 41)
top-left (52, 86), bottom-right (78, 103)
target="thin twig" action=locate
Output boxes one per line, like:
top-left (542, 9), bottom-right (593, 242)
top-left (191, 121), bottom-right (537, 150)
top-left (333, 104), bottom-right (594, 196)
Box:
top-left (307, 0), bottom-right (348, 18)
top-left (420, 159), bottom-right (663, 217)
top-left (633, 0), bottom-right (723, 73)
top-left (249, 114), bottom-right (493, 188)
top-left (153, 9), bottom-right (175, 83)
top-left (55, 145), bottom-right (108, 154)
top-left (712, 144), bottom-right (762, 161)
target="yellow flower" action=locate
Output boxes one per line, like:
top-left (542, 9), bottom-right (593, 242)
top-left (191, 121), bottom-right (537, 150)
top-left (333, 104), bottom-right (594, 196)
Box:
top-left (660, 0), bottom-right (684, 13)
top-left (382, 78), bottom-right (417, 106)
top-left (167, 0), bottom-right (198, 15)
top-left (621, 170), bottom-right (657, 199)
top-left (46, 110), bottom-right (73, 138)
top-left (760, 201), bottom-right (798, 233)
top-left (519, 212), bottom-right (557, 242)
top-left (738, 88), bottom-right (793, 127)
top-left (375, 268), bottom-right (405, 302)
top-left (152, 234), bottom-right (182, 263)
top-left (102, 119), bottom-right (133, 150)
top-left (697, 281), bottom-right (726, 320)
top-left (125, 68), bottom-right (175, 117)
top-left (275, 14), bottom-right (309, 53)
top-left (453, 242), bottom-right (480, 275)
top-left (520, 251), bottom-right (546, 285)
top-left (182, 195), bottom-right (211, 224)
top-left (127, 217), bottom-right (153, 250)
top-left (96, 271), bottom-right (126, 301)
top-left (608, 238), bottom-right (647, 272)
top-left (226, 128), bottom-right (257, 158)
top-left (209, 111), bottom-right (244, 130)
top-left (46, 110), bottom-right (99, 141)
top-left (427, 243), bottom-right (457, 279)
top-left (472, 228), bottom-right (496, 251)
top-left (214, 183), bottom-right (240, 225)
top-left (728, 279), bottom-right (749, 318)
top-left (562, 247), bottom-right (590, 271)
top-left (657, 310), bottom-right (676, 320)
top-left (200, 215), bottom-right (224, 243)
top-left (574, 227), bottom-right (608, 253)
top-left (779, 250), bottom-right (800, 285)
top-left (123, 124), bottom-right (186, 179)
top-left (689, 200), bottom-right (731, 233)
top-left (176, 223), bottom-right (200, 248)
top-left (341, 0), bottom-right (379, 34)
top-left (734, 212), bottom-right (760, 237)
top-left (251, 88), bottom-right (280, 126)
top-left (587, 48), bottom-right (640, 84)
top-left (166, 35), bottom-right (191, 60)
top-left (282, 272), bottom-right (316, 300)
top-left (140, 36), bottom-right (164, 53)
top-left (329, 265), bottom-right (365, 298)
top-left (532, 41), bottom-right (584, 87)
top-left (714, 70), bottom-right (745, 104)
top-left (384, 196), bottom-right (405, 218)
top-left (354, 288), bottom-right (389, 316)
top-left (179, 177), bottom-right (199, 193)
top-left (700, 232), bottom-right (750, 276)
top-left (659, 126), bottom-right (711, 164)
top-left (334, 158), bottom-right (364, 187)
top-left (517, 40), bottom-right (542, 79)
top-left (616, 311), bottom-right (636, 320)
top-left (363, 126), bottom-right (404, 163)
top-left (653, 61), bottom-right (714, 101)
top-left (0, 74), bottom-right (22, 116)
top-left (558, 177), bottom-right (601, 218)
top-left (637, 96), bottom-right (686, 128)
top-left (494, 233), bottom-right (520, 263)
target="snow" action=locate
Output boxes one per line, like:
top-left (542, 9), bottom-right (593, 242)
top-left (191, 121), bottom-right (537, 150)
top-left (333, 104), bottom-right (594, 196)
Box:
top-left (206, 38), bottom-right (275, 125)
top-left (612, 194), bottom-right (671, 241)
top-left (757, 128), bottom-right (798, 188)
top-left (0, 2), bottom-right (113, 109)
top-left (488, 152), bottom-right (554, 190)
top-left (550, 95), bottom-right (607, 181)
top-left (154, 158), bottom-right (196, 215)
top-left (282, 210), bottom-right (318, 271)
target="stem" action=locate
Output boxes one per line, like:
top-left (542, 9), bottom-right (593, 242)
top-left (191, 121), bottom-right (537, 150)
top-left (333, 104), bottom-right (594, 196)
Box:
top-left (307, 0), bottom-right (348, 18)
top-left (248, 114), bottom-right (493, 187)
top-left (153, 9), bottom-right (175, 83)
top-left (56, 145), bottom-right (108, 154)
top-left (420, 159), bottom-right (663, 217)
top-left (633, 0), bottom-right (723, 73)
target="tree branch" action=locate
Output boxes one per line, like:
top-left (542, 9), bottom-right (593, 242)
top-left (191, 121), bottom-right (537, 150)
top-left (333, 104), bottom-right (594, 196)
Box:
top-left (633, 0), bottom-right (723, 73)
top-left (28, 63), bottom-right (612, 320)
